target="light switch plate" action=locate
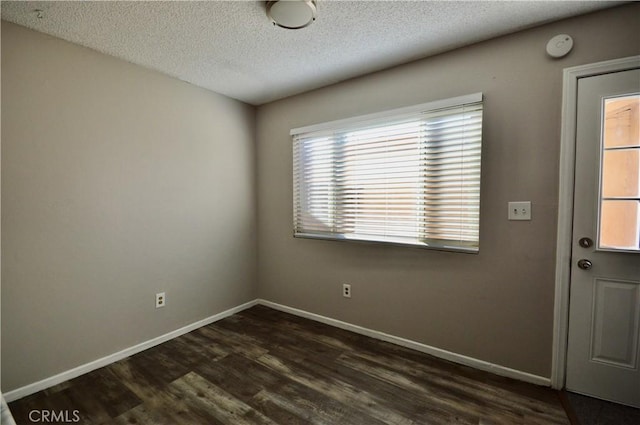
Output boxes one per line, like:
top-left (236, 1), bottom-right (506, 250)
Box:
top-left (508, 201), bottom-right (531, 220)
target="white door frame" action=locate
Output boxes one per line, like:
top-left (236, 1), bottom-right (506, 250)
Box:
top-left (551, 55), bottom-right (640, 390)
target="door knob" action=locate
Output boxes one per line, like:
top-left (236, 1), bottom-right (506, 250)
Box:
top-left (579, 237), bottom-right (593, 248)
top-left (577, 259), bottom-right (592, 270)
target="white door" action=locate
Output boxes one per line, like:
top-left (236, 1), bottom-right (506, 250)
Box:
top-left (566, 68), bottom-right (640, 407)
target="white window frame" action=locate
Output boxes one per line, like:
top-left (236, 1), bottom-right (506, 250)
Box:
top-left (292, 93), bottom-right (483, 253)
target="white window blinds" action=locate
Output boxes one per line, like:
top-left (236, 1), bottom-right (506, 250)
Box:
top-left (292, 93), bottom-right (483, 252)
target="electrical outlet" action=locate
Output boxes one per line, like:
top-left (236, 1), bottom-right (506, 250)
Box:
top-left (156, 292), bottom-right (166, 308)
top-left (342, 284), bottom-right (351, 298)
top-left (508, 201), bottom-right (532, 221)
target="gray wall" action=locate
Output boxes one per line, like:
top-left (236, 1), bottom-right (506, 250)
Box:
top-left (256, 4), bottom-right (640, 378)
top-left (1, 22), bottom-right (257, 391)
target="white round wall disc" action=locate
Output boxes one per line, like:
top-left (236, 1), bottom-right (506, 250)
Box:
top-left (546, 34), bottom-right (573, 58)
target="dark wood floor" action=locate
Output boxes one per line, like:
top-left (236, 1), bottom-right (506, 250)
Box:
top-left (9, 305), bottom-right (570, 424)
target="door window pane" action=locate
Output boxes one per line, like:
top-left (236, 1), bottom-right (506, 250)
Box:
top-left (598, 95), bottom-right (640, 251)
top-left (600, 200), bottom-right (640, 250)
top-left (604, 97), bottom-right (640, 148)
top-left (602, 149), bottom-right (640, 198)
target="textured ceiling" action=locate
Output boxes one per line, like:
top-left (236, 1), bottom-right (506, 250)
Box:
top-left (1, 1), bottom-right (623, 105)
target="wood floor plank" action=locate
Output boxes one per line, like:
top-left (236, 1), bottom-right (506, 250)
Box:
top-left (194, 325), bottom-right (269, 360)
top-left (214, 354), bottom-right (389, 425)
top-left (193, 353), bottom-right (267, 403)
top-left (112, 402), bottom-right (180, 425)
top-left (179, 330), bottom-right (230, 360)
top-left (126, 343), bottom-right (192, 386)
top-left (109, 359), bottom-right (199, 425)
top-left (170, 371), bottom-right (277, 425)
top-left (336, 352), bottom-right (523, 425)
top-left (253, 388), bottom-right (377, 425)
top-left (249, 390), bottom-right (313, 425)
top-left (54, 385), bottom-right (114, 424)
top-left (217, 311), bottom-right (345, 363)
top-left (8, 305), bottom-right (572, 425)
top-left (337, 349), bottom-right (569, 425)
top-left (256, 353), bottom-right (419, 425)
top-left (308, 351), bottom-right (480, 424)
top-left (67, 367), bottom-right (142, 419)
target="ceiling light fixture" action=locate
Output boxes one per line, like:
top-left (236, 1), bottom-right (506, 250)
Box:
top-left (267, 1), bottom-right (317, 30)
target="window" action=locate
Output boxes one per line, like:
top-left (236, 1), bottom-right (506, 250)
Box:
top-left (598, 94), bottom-right (640, 251)
top-left (292, 93), bottom-right (483, 252)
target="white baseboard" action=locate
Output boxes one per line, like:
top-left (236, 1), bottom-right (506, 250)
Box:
top-left (257, 299), bottom-right (551, 387)
top-left (3, 300), bottom-right (258, 403)
top-left (5, 297), bottom-right (550, 403)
